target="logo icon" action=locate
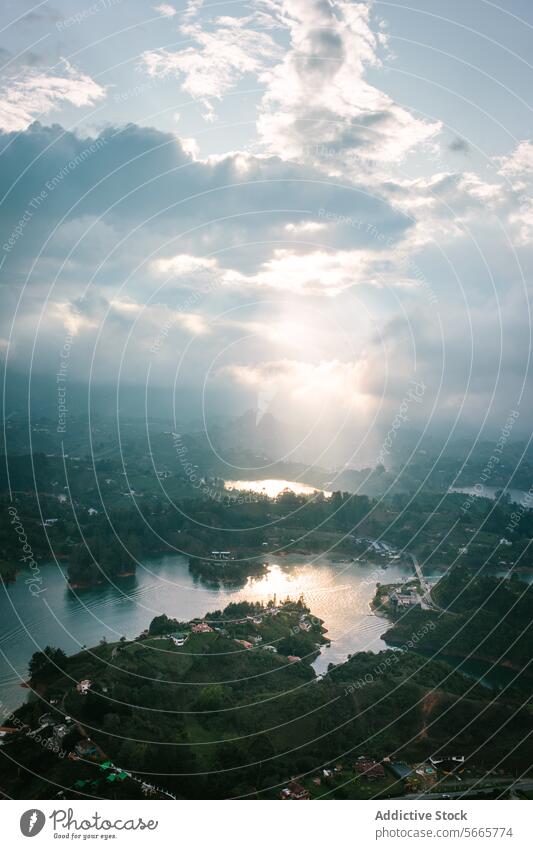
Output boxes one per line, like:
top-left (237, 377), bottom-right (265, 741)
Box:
top-left (20, 809), bottom-right (46, 837)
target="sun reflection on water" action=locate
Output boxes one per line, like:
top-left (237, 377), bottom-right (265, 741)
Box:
top-left (224, 478), bottom-right (332, 497)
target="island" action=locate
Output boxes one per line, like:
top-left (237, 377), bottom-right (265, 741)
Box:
top-left (1, 596), bottom-right (532, 800)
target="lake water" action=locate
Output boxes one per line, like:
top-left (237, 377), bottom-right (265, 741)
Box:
top-left (0, 555), bottom-right (410, 710)
top-left (450, 485), bottom-right (532, 507)
top-left (225, 479), bottom-right (332, 498)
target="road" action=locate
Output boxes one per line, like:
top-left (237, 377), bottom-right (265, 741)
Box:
top-left (408, 552), bottom-right (441, 610)
top-left (405, 777), bottom-right (533, 799)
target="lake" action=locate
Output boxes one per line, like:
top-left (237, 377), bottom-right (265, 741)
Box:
top-left (450, 485), bottom-right (532, 506)
top-left (0, 555), bottom-right (410, 710)
top-left (224, 479), bottom-right (332, 497)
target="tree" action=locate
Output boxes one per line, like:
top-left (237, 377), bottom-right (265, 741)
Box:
top-left (84, 683), bottom-right (108, 722)
top-left (195, 684), bottom-right (229, 712)
top-left (149, 613), bottom-right (180, 635)
top-left (28, 646), bottom-right (67, 680)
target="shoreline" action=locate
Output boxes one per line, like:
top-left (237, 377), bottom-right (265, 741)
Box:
top-left (67, 570), bottom-right (137, 590)
top-left (374, 592), bottom-right (530, 684)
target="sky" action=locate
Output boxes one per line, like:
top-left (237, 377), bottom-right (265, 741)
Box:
top-left (0, 0), bottom-right (532, 463)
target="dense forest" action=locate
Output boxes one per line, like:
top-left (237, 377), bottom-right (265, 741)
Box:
top-left (379, 568), bottom-right (533, 671)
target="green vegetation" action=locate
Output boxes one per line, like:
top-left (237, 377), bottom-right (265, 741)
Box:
top-left (28, 646), bottom-right (68, 681)
top-left (0, 597), bottom-right (531, 800)
top-left (2, 432), bottom-right (533, 590)
top-left (377, 567), bottom-right (533, 673)
top-left (1, 421), bottom-right (532, 800)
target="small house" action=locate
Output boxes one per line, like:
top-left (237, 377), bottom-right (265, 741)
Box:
top-left (169, 632), bottom-right (188, 647)
top-left (280, 781), bottom-right (309, 800)
top-left (192, 622), bottom-right (213, 634)
top-left (235, 639), bottom-right (253, 650)
top-left (386, 761), bottom-right (413, 780)
top-left (355, 758), bottom-right (385, 780)
top-left (75, 740), bottom-right (97, 757)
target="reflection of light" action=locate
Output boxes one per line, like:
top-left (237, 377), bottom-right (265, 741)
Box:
top-left (225, 479), bottom-right (332, 498)
top-left (240, 563), bottom-right (348, 605)
top-left (244, 564), bottom-right (299, 599)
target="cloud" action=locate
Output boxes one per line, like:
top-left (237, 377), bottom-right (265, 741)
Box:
top-left (173, 311), bottom-right (210, 335)
top-left (256, 0), bottom-right (441, 170)
top-left (109, 296), bottom-right (209, 335)
top-left (285, 220), bottom-right (326, 233)
top-left (374, 168), bottom-right (522, 256)
top-left (488, 140), bottom-right (533, 244)
top-left (141, 0), bottom-right (439, 164)
top-left (154, 3), bottom-right (177, 16)
top-left (226, 247), bottom-right (402, 295)
top-left (151, 245), bottom-right (424, 296)
top-left (0, 122), bottom-right (412, 301)
top-left (109, 297), bottom-right (143, 316)
top-left (223, 357), bottom-right (368, 410)
top-left (1, 119), bottom-right (531, 433)
top-left (151, 254), bottom-right (218, 277)
top-left (142, 15), bottom-right (279, 120)
top-left (50, 300), bottom-right (99, 336)
top-left (0, 60), bottom-right (106, 132)
top-left (184, 0), bottom-right (204, 18)
top-left (496, 140), bottom-right (533, 178)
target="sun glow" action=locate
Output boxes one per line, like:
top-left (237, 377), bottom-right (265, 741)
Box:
top-left (224, 479), bottom-right (331, 498)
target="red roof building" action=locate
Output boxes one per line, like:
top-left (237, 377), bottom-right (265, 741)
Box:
top-left (192, 622), bottom-right (213, 633)
top-left (280, 781), bottom-right (310, 800)
top-left (355, 758), bottom-right (385, 780)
